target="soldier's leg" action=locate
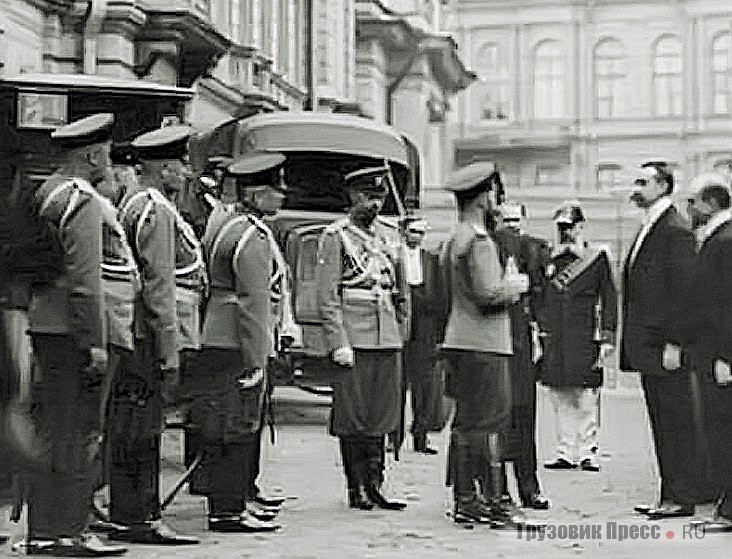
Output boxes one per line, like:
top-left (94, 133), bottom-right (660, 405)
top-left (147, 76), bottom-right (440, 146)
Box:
top-left (207, 442), bottom-right (248, 516)
top-left (26, 335), bottom-right (102, 540)
top-left (108, 343), bottom-right (162, 526)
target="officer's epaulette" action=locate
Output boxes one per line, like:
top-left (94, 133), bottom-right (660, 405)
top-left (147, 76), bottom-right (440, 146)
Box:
top-left (323, 217), bottom-right (350, 235)
top-left (453, 222), bottom-right (488, 257)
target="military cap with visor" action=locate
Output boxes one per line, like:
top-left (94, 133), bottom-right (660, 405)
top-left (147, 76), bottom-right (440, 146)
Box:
top-left (131, 125), bottom-right (192, 161)
top-left (553, 200), bottom-right (585, 226)
top-left (110, 144), bottom-right (138, 166)
top-left (227, 152), bottom-right (287, 190)
top-left (51, 113), bottom-right (114, 149)
top-left (343, 165), bottom-right (391, 195)
top-left (444, 162), bottom-right (498, 199)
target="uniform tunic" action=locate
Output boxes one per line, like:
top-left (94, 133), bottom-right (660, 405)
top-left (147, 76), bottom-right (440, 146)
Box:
top-left (316, 217), bottom-right (407, 437)
top-left (535, 248), bottom-right (617, 389)
top-left (108, 187), bottom-right (205, 524)
top-left (440, 222), bottom-right (516, 434)
top-left (183, 205), bottom-right (275, 507)
top-left (26, 175), bottom-right (106, 539)
top-left (186, 206), bottom-right (273, 444)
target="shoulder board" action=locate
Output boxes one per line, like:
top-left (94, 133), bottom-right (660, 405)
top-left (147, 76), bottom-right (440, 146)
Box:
top-left (323, 217), bottom-right (349, 235)
top-left (471, 223), bottom-right (489, 238)
top-left (452, 222), bottom-right (485, 257)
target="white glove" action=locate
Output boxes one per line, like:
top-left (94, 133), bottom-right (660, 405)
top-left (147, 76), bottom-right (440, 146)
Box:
top-left (88, 347), bottom-right (109, 373)
top-left (714, 359), bottom-right (732, 385)
top-left (530, 323), bottom-right (543, 364)
top-left (662, 343), bottom-right (681, 371)
top-left (332, 346), bottom-right (355, 368)
top-left (599, 343), bottom-right (614, 362)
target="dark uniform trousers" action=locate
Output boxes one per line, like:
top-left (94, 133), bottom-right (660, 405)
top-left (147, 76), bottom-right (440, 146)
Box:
top-left (27, 334), bottom-right (101, 539)
top-left (332, 350), bottom-right (402, 493)
top-left (183, 349), bottom-right (265, 515)
top-left (642, 371), bottom-right (714, 506)
top-left (443, 350), bottom-right (511, 501)
top-left (107, 340), bottom-right (163, 525)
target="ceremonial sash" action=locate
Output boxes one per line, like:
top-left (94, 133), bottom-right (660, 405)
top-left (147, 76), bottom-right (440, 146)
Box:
top-left (550, 249), bottom-right (600, 292)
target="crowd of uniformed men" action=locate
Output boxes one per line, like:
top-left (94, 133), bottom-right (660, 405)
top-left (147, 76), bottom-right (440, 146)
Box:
top-left (1, 110), bottom-right (732, 555)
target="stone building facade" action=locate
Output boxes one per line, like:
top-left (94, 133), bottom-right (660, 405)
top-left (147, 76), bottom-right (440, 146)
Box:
top-left (0, 1), bottom-right (473, 230)
top-left (447, 0), bottom-right (732, 265)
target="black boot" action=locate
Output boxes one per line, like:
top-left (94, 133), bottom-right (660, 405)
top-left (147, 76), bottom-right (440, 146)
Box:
top-left (413, 432), bottom-right (438, 455)
top-left (341, 437), bottom-right (373, 510)
top-left (482, 433), bottom-right (545, 531)
top-left (348, 487), bottom-right (374, 511)
top-left (364, 437), bottom-right (406, 511)
top-left (452, 433), bottom-right (492, 524)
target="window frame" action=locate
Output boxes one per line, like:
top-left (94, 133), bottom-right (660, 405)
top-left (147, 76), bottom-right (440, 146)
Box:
top-left (594, 39), bottom-right (626, 119)
top-left (712, 31), bottom-right (731, 116)
top-left (652, 35), bottom-right (683, 117)
top-left (533, 40), bottom-right (565, 120)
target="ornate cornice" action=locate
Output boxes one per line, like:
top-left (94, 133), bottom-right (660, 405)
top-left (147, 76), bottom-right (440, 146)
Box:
top-left (137, 10), bottom-right (231, 87)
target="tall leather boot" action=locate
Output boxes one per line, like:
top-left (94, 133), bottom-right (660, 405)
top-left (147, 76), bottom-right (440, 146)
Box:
top-left (364, 436), bottom-right (406, 511)
top-left (482, 433), bottom-right (545, 530)
top-left (452, 432), bottom-right (490, 524)
top-left (340, 437), bottom-right (372, 510)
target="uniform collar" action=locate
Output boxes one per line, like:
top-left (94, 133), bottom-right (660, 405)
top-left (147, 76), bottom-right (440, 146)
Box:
top-left (643, 196), bottom-right (673, 227)
top-left (697, 209), bottom-right (732, 246)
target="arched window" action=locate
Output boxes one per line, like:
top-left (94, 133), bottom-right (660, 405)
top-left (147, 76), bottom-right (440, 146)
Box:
top-left (534, 40), bottom-right (564, 119)
top-left (476, 42), bottom-right (509, 122)
top-left (712, 33), bottom-right (731, 115)
top-left (653, 36), bottom-right (682, 116)
top-left (594, 39), bottom-right (625, 118)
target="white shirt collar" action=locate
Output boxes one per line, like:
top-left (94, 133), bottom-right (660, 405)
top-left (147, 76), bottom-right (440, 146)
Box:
top-left (643, 196), bottom-right (673, 227)
top-left (697, 209), bottom-right (732, 246)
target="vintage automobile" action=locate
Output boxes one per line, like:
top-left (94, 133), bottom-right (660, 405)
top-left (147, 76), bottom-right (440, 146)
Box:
top-left (188, 112), bottom-right (421, 393)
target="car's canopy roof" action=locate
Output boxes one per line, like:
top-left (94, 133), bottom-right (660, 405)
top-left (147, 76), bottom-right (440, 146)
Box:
top-left (235, 112), bottom-right (409, 166)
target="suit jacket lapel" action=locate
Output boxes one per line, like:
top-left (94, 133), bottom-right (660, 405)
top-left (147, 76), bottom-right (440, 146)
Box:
top-left (626, 206), bottom-right (674, 275)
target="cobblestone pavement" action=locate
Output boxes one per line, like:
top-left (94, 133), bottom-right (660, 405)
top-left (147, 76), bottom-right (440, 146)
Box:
top-left (1, 376), bottom-right (728, 558)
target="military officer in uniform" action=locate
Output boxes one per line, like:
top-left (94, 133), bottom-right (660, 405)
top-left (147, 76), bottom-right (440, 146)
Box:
top-left (182, 152), bottom-right (287, 532)
top-left (316, 165), bottom-right (409, 511)
top-left (104, 125), bottom-right (203, 545)
top-left (20, 114), bottom-right (127, 556)
top-left (535, 201), bottom-right (617, 473)
top-left (493, 202), bottom-right (551, 509)
top-left (439, 163), bottom-right (532, 526)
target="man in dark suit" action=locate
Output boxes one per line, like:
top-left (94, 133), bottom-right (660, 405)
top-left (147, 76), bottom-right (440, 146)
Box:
top-left (683, 175), bottom-right (732, 531)
top-left (621, 160), bottom-right (712, 519)
top-left (494, 203), bottom-right (550, 509)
